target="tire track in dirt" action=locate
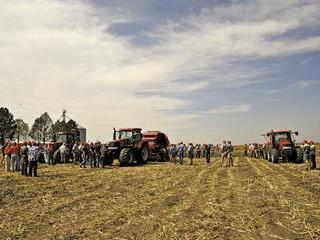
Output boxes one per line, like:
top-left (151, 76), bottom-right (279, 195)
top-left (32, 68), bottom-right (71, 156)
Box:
top-left (7, 166), bottom-right (170, 239)
top-left (93, 162), bottom-right (211, 240)
top-left (200, 157), bottom-right (263, 240)
top-left (127, 160), bottom-right (223, 240)
top-left (247, 158), bottom-right (320, 239)
top-left (229, 157), bottom-right (272, 240)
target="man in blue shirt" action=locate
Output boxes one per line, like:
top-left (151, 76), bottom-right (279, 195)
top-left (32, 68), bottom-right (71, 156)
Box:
top-left (177, 142), bottom-right (185, 165)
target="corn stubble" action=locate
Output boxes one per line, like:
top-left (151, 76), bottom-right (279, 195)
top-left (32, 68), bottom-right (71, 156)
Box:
top-left (0, 145), bottom-right (319, 240)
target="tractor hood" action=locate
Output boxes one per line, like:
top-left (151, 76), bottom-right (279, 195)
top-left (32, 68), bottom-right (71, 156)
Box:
top-left (279, 139), bottom-right (293, 150)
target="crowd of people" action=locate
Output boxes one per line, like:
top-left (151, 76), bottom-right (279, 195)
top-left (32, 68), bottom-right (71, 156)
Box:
top-left (0, 141), bottom-right (39, 177)
top-left (0, 141), bottom-right (108, 177)
top-left (1, 139), bottom-right (317, 177)
top-left (168, 140), bottom-right (234, 167)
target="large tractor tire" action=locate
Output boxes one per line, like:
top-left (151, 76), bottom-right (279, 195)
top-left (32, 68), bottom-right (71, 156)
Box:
top-left (53, 150), bottom-right (61, 164)
top-left (119, 148), bottom-right (134, 166)
top-left (159, 148), bottom-right (169, 162)
top-left (271, 149), bottom-right (280, 163)
top-left (295, 148), bottom-right (303, 164)
top-left (138, 144), bottom-right (149, 164)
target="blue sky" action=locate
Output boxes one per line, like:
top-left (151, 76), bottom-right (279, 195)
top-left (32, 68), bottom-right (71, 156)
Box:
top-left (0, 0), bottom-right (319, 143)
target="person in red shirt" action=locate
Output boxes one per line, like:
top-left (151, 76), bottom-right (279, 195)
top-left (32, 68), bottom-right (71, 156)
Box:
top-left (9, 142), bottom-right (20, 171)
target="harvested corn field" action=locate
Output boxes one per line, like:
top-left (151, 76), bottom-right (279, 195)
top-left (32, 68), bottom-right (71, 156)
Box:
top-left (1, 157), bottom-right (320, 240)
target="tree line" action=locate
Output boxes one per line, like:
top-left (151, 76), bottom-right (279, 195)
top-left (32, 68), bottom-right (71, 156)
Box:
top-left (0, 107), bottom-right (77, 143)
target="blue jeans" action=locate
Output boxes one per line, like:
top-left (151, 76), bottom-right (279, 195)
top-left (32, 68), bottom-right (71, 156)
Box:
top-left (10, 155), bottom-right (18, 171)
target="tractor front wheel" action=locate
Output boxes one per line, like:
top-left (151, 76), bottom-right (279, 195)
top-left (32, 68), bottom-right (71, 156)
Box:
top-left (271, 149), bottom-right (280, 163)
top-left (119, 148), bottom-right (133, 166)
top-left (138, 145), bottom-right (149, 164)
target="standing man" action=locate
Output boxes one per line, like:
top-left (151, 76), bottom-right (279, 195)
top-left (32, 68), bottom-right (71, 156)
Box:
top-left (310, 141), bottom-right (316, 170)
top-left (28, 142), bottom-right (39, 177)
top-left (80, 143), bottom-right (89, 168)
top-left (221, 141), bottom-right (227, 167)
top-left (169, 144), bottom-right (177, 163)
top-left (95, 142), bottom-right (102, 168)
top-left (303, 140), bottom-right (311, 171)
top-left (205, 144), bottom-right (211, 164)
top-left (177, 142), bottom-right (185, 165)
top-left (187, 143), bottom-right (195, 165)
top-left (226, 141), bottom-right (234, 167)
top-left (4, 142), bottom-right (11, 171)
top-left (9, 142), bottom-right (19, 172)
top-left (72, 141), bottom-right (80, 164)
top-left (20, 142), bottom-right (29, 176)
top-left (59, 143), bottom-right (67, 163)
top-left (244, 144), bottom-right (248, 157)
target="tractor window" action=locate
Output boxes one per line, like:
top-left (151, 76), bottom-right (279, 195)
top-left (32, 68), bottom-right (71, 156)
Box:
top-left (116, 131), bottom-right (133, 140)
top-left (274, 133), bottom-right (291, 145)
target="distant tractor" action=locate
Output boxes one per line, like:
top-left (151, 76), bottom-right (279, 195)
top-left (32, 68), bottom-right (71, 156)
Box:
top-left (262, 130), bottom-right (303, 163)
top-left (104, 128), bottom-right (170, 166)
top-left (52, 129), bottom-right (81, 163)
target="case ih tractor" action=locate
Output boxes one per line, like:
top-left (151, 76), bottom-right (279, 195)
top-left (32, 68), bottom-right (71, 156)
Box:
top-left (262, 130), bottom-right (303, 163)
top-left (103, 128), bottom-right (170, 166)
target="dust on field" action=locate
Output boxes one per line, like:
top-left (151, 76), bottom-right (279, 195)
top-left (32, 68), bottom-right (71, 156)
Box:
top-left (0, 157), bottom-right (320, 240)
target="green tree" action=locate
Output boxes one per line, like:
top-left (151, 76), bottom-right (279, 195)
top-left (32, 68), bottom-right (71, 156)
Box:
top-left (14, 118), bottom-right (30, 143)
top-left (52, 119), bottom-right (78, 133)
top-left (29, 112), bottom-right (53, 143)
top-left (0, 107), bottom-right (16, 142)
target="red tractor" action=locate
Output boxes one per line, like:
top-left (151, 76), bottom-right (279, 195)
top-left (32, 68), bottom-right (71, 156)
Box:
top-left (104, 128), bottom-right (170, 166)
top-left (262, 130), bottom-right (303, 163)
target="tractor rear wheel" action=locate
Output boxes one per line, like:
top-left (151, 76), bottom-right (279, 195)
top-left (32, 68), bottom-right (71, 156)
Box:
top-left (271, 149), bottom-right (280, 163)
top-left (159, 148), bottom-right (169, 162)
top-left (119, 148), bottom-right (133, 166)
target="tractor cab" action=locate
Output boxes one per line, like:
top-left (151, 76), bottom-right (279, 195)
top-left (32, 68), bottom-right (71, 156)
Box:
top-left (113, 128), bottom-right (143, 143)
top-left (266, 130), bottom-right (298, 149)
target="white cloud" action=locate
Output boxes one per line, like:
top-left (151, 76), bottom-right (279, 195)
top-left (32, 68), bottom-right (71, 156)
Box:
top-left (297, 80), bottom-right (320, 88)
top-left (206, 105), bottom-right (251, 114)
top-left (0, 0), bottom-right (319, 143)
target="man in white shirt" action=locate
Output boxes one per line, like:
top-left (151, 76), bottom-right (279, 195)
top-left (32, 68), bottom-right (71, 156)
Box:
top-left (59, 143), bottom-right (67, 163)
